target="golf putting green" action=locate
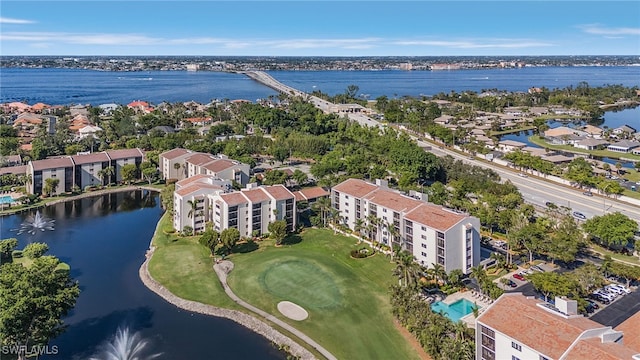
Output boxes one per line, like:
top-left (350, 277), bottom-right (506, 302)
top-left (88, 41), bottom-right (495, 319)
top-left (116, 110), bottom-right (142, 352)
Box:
top-left (260, 259), bottom-right (342, 309)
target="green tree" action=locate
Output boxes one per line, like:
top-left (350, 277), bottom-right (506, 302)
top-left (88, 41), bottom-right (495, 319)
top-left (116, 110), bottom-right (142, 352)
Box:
top-left (0, 256), bottom-right (80, 358)
top-left (42, 177), bottom-right (60, 196)
top-left (292, 169), bottom-right (308, 187)
top-left (268, 220), bottom-right (288, 245)
top-left (120, 163), bottom-right (138, 185)
top-left (173, 162), bottom-right (182, 178)
top-left (0, 238), bottom-right (18, 261)
top-left (198, 228), bottom-right (220, 255)
top-left (220, 228), bottom-right (240, 254)
top-left (393, 251), bottom-right (419, 288)
top-left (22, 242), bottom-right (49, 259)
top-left (528, 271), bottom-right (579, 301)
top-left (583, 212), bottom-right (638, 248)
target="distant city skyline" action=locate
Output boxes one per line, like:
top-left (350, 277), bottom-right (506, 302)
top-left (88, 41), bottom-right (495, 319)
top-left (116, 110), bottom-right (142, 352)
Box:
top-left (1, 1), bottom-right (639, 57)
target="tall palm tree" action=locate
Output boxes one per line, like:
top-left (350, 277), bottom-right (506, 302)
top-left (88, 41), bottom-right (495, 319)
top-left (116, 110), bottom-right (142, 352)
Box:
top-left (353, 218), bottom-right (365, 242)
top-left (102, 166), bottom-right (115, 186)
top-left (394, 251), bottom-right (419, 288)
top-left (470, 265), bottom-right (488, 294)
top-left (187, 199), bottom-right (198, 233)
top-left (312, 196), bottom-right (331, 227)
top-left (430, 262), bottom-right (447, 285)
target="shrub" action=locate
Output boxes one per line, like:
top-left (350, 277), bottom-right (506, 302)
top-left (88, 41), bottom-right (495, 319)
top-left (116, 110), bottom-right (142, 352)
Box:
top-left (23, 242), bottom-right (49, 259)
top-left (350, 247), bottom-right (374, 259)
top-left (11, 250), bottom-right (23, 258)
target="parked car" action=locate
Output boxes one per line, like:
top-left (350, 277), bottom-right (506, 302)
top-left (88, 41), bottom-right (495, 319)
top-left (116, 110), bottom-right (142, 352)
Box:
top-left (518, 173), bottom-right (528, 178)
top-left (572, 211), bottom-right (587, 220)
top-left (589, 293), bottom-right (610, 304)
top-left (607, 284), bottom-right (631, 294)
top-left (513, 273), bottom-right (526, 281)
top-left (506, 279), bottom-right (518, 288)
top-left (583, 191), bottom-right (593, 197)
top-left (605, 285), bottom-right (627, 295)
top-left (587, 300), bottom-right (600, 309)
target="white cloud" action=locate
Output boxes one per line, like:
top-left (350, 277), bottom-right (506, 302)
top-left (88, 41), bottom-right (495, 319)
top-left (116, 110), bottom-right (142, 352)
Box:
top-left (0, 17), bottom-right (35, 24)
top-left (393, 39), bottom-right (553, 49)
top-left (578, 24), bottom-right (640, 36)
top-left (267, 38), bottom-right (380, 49)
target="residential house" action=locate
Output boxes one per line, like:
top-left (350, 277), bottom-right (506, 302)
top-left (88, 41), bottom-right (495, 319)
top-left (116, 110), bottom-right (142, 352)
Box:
top-left (28, 157), bottom-right (75, 195)
top-left (497, 140), bottom-right (527, 153)
top-left (582, 124), bottom-right (604, 138)
top-left (613, 125), bottom-right (637, 137)
top-left (0, 154), bottom-right (22, 167)
top-left (172, 175), bottom-right (232, 233)
top-left (71, 152), bottom-right (111, 189)
top-left (159, 148), bottom-right (193, 181)
top-left (105, 148), bottom-right (145, 182)
top-left (160, 148), bottom-right (250, 185)
top-left (476, 293), bottom-right (640, 360)
top-left (607, 140), bottom-right (640, 153)
top-left (331, 178), bottom-right (480, 274)
top-left (293, 186), bottom-right (330, 205)
top-left (574, 138), bottom-right (610, 151)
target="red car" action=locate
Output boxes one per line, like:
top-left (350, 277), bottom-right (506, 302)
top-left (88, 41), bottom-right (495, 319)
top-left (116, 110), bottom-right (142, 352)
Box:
top-left (513, 273), bottom-right (526, 281)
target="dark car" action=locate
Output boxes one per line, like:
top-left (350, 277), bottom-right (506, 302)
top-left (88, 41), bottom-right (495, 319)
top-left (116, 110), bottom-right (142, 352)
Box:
top-left (545, 201), bottom-right (556, 208)
top-left (506, 279), bottom-right (518, 288)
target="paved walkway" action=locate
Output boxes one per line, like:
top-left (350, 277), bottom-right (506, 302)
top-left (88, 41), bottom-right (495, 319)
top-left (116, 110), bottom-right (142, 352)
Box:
top-left (214, 260), bottom-right (338, 360)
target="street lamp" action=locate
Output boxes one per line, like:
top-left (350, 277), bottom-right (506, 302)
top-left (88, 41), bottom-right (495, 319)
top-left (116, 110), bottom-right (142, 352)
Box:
top-left (601, 182), bottom-right (614, 214)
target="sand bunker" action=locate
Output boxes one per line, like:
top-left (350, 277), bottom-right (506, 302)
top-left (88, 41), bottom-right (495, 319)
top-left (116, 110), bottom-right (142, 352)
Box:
top-left (277, 301), bottom-right (309, 321)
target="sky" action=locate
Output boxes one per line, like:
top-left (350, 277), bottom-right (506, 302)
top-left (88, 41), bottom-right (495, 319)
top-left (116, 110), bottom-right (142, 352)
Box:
top-left (1, 1), bottom-right (639, 56)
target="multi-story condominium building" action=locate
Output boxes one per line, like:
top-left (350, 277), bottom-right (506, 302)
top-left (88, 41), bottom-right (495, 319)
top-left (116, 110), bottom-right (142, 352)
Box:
top-left (476, 293), bottom-right (640, 360)
top-left (173, 175), bottom-right (296, 236)
top-left (331, 178), bottom-right (480, 274)
top-left (26, 148), bottom-right (144, 195)
top-left (159, 148), bottom-right (250, 185)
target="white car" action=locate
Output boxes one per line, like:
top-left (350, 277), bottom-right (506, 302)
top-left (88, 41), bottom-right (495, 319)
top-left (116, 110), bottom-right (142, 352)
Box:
top-left (607, 284), bottom-right (631, 294)
top-left (594, 291), bottom-right (616, 301)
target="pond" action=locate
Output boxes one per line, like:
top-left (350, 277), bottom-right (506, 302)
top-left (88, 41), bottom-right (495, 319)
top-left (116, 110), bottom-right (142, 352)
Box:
top-left (0, 190), bottom-right (284, 360)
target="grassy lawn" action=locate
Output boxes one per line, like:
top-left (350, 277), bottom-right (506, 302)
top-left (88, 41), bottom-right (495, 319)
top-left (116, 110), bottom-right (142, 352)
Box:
top-left (589, 244), bottom-right (640, 266)
top-left (226, 228), bottom-right (420, 360)
top-left (147, 213), bottom-right (240, 309)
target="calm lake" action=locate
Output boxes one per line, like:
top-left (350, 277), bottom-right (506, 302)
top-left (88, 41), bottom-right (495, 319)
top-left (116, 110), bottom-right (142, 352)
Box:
top-left (0, 190), bottom-right (284, 360)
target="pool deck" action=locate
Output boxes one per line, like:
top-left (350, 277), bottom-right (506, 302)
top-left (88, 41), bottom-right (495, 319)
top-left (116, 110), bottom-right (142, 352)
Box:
top-left (441, 290), bottom-right (494, 328)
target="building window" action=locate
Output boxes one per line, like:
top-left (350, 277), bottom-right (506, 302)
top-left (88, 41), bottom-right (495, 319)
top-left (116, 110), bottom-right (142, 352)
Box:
top-left (421, 243), bottom-right (427, 249)
top-left (421, 252), bottom-right (426, 257)
top-left (540, 356), bottom-right (550, 360)
top-left (421, 226), bottom-right (426, 231)
top-left (512, 357), bottom-right (520, 360)
top-left (512, 342), bottom-right (521, 351)
top-left (421, 234), bottom-right (426, 240)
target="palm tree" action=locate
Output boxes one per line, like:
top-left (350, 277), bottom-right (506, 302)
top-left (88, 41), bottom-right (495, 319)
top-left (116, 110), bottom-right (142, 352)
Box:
top-left (394, 251), bottom-right (419, 288)
top-left (366, 214), bottom-right (381, 248)
top-left (187, 198), bottom-right (198, 233)
top-left (430, 262), bottom-right (447, 285)
top-left (173, 162), bottom-right (182, 179)
top-left (353, 218), bottom-right (365, 243)
top-left (469, 265), bottom-right (488, 294)
top-left (312, 196), bottom-right (331, 227)
top-left (101, 166), bottom-right (115, 186)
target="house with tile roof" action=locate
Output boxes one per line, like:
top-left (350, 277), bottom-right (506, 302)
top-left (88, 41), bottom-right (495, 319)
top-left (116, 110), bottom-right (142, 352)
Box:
top-left (331, 178), bottom-right (480, 274)
top-left (159, 148), bottom-right (250, 185)
top-left (607, 140), bottom-right (640, 153)
top-left (476, 293), bottom-right (640, 360)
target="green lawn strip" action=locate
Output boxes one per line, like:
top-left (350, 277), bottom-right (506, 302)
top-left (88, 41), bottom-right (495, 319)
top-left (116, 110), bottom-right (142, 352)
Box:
top-left (148, 213), bottom-right (240, 309)
top-left (528, 136), bottom-right (640, 162)
top-left (488, 125), bottom-right (535, 136)
top-left (589, 244), bottom-right (640, 266)
top-left (227, 228), bottom-right (419, 360)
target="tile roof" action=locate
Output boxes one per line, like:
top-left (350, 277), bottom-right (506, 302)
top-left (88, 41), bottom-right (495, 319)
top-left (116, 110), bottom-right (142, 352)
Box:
top-left (261, 185), bottom-right (294, 201)
top-left (219, 192), bottom-right (249, 206)
top-left (175, 183), bottom-right (222, 197)
top-left (332, 178), bottom-right (378, 198)
top-left (160, 148), bottom-right (191, 160)
top-left (176, 174), bottom-right (210, 187)
top-left (615, 310), bottom-right (640, 353)
top-left (185, 153), bottom-right (217, 166)
top-left (564, 338), bottom-right (637, 360)
top-left (31, 157), bottom-right (74, 171)
top-left (241, 188), bottom-right (271, 203)
top-left (203, 159), bottom-right (236, 173)
top-left (404, 203), bottom-right (468, 231)
top-left (71, 152), bottom-right (110, 165)
top-left (364, 188), bottom-right (423, 213)
top-left (295, 187), bottom-right (329, 201)
top-left (106, 148), bottom-right (144, 160)
top-left (478, 294), bottom-right (612, 360)
top-left (0, 165), bottom-right (26, 176)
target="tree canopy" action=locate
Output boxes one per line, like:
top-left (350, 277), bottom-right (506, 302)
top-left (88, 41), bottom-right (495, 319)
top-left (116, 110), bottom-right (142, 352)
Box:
top-left (583, 212), bottom-right (638, 248)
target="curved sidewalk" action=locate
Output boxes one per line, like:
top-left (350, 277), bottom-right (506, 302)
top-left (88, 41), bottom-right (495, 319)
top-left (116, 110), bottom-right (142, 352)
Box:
top-left (214, 260), bottom-right (338, 360)
top-left (139, 250), bottom-right (316, 360)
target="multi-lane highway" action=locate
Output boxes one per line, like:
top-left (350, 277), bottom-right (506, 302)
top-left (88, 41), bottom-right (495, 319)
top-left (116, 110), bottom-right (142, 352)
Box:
top-left (244, 71), bottom-right (640, 225)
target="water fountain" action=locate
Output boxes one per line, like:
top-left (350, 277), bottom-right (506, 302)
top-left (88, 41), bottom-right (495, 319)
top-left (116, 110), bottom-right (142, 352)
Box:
top-left (90, 326), bottom-right (162, 360)
top-left (15, 210), bottom-right (55, 235)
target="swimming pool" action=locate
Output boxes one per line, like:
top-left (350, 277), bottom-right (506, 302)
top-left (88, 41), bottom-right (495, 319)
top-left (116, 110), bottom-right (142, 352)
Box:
top-left (431, 298), bottom-right (479, 322)
top-left (0, 195), bottom-right (15, 204)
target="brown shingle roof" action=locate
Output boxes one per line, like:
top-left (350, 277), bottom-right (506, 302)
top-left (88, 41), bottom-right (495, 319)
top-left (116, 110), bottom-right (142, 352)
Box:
top-left (364, 188), bottom-right (423, 213)
top-left (241, 188), bottom-right (271, 203)
top-left (219, 192), bottom-right (249, 206)
top-left (478, 294), bottom-right (609, 359)
top-left (160, 148), bottom-right (191, 160)
top-left (0, 165), bottom-right (26, 176)
top-left (203, 159), bottom-right (236, 173)
top-left (262, 185), bottom-right (294, 201)
top-left (615, 310), bottom-right (640, 352)
top-left (295, 187), bottom-right (329, 201)
top-left (404, 203), bottom-right (468, 231)
top-left (185, 153), bottom-right (216, 166)
top-left (31, 157), bottom-right (74, 171)
top-left (106, 148), bottom-right (144, 160)
top-left (71, 152), bottom-right (110, 165)
top-left (332, 178), bottom-right (378, 198)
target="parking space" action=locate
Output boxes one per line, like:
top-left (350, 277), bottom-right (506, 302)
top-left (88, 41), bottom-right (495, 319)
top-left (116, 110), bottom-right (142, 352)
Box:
top-left (590, 287), bottom-right (640, 327)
